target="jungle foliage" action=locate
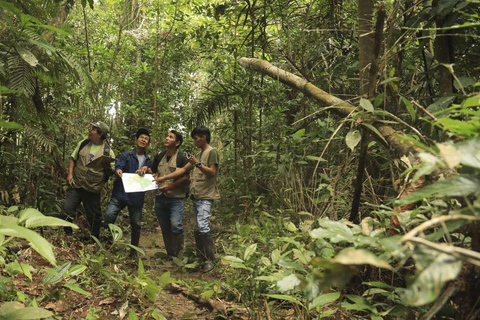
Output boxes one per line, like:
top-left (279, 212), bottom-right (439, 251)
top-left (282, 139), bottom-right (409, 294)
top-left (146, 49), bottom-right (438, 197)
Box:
top-left (1, 0), bottom-right (480, 319)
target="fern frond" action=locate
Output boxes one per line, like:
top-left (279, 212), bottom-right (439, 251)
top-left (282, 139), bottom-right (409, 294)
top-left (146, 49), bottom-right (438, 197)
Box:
top-left (7, 54), bottom-right (35, 97)
top-left (56, 49), bottom-right (93, 85)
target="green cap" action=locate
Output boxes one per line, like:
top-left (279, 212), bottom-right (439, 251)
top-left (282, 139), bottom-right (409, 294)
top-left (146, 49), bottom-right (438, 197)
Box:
top-left (90, 121), bottom-right (110, 135)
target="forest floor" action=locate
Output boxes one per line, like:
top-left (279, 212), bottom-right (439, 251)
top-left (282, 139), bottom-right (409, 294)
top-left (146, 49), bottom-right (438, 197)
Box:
top-left (6, 210), bottom-right (247, 320)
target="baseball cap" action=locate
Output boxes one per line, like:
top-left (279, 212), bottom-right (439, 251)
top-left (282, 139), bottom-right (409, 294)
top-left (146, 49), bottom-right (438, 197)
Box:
top-left (90, 121), bottom-right (110, 135)
top-left (136, 127), bottom-right (150, 139)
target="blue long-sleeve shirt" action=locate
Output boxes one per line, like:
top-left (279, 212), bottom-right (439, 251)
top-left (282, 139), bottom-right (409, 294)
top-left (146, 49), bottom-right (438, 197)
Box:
top-left (111, 148), bottom-right (153, 207)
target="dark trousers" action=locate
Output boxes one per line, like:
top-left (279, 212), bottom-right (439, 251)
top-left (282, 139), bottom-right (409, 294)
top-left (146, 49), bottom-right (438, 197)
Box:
top-left (62, 187), bottom-right (102, 238)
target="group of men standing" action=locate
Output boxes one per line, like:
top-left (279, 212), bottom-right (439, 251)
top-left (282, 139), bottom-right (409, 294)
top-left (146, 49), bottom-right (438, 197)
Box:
top-left (61, 122), bottom-right (219, 273)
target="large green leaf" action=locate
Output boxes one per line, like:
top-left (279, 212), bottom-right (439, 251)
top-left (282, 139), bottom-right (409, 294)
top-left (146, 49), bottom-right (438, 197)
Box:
top-left (402, 253), bottom-right (461, 306)
top-left (333, 248), bottom-right (393, 270)
top-left (0, 119), bottom-right (22, 129)
top-left (0, 224), bottom-right (55, 266)
top-left (310, 219), bottom-right (355, 243)
top-left (15, 46), bottom-right (38, 67)
top-left (427, 96), bottom-right (455, 113)
top-left (25, 216), bottom-right (78, 229)
top-left (277, 274), bottom-right (301, 292)
top-left (18, 208), bottom-right (43, 223)
top-left (0, 302), bottom-right (53, 319)
top-left (309, 292), bottom-right (341, 310)
top-left (63, 280), bottom-right (91, 296)
top-left (395, 174), bottom-right (480, 205)
top-left (43, 262), bottom-right (71, 285)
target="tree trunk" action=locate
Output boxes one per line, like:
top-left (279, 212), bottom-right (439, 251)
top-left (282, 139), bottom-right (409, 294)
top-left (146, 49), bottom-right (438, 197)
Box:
top-left (238, 57), bottom-right (419, 159)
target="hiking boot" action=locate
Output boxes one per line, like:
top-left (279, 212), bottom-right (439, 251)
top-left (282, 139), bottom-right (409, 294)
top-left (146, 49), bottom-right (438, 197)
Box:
top-left (162, 232), bottom-right (174, 256)
top-left (202, 261), bottom-right (214, 273)
top-left (199, 232), bottom-right (215, 273)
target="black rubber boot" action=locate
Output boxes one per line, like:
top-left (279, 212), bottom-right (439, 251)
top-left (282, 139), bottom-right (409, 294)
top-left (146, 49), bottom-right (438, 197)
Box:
top-left (162, 232), bottom-right (174, 256)
top-left (194, 231), bottom-right (203, 254)
top-left (171, 234), bottom-right (184, 257)
top-left (200, 232), bottom-right (215, 273)
top-left (131, 228), bottom-right (141, 247)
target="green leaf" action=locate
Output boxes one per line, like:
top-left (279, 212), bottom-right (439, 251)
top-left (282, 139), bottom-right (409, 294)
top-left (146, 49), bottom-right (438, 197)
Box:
top-left (37, 24), bottom-right (70, 35)
top-left (43, 262), bottom-right (71, 285)
top-left (128, 309), bottom-right (139, 320)
top-left (333, 248), bottom-right (393, 270)
top-left (309, 292), bottom-right (341, 309)
top-left (15, 46), bottom-right (38, 67)
top-left (68, 264), bottom-right (87, 276)
top-left (25, 216), bottom-right (78, 229)
top-left (360, 98), bottom-right (374, 113)
top-left (0, 302), bottom-right (53, 319)
top-left (310, 219), bottom-right (355, 243)
top-left (292, 128), bottom-right (305, 141)
top-left (342, 294), bottom-right (377, 312)
top-left (346, 129), bottom-right (361, 151)
top-left (0, 119), bottom-right (22, 130)
top-left (305, 156), bottom-right (326, 162)
top-left (222, 256), bottom-right (244, 263)
top-left (396, 174), bottom-right (480, 205)
top-left (454, 76), bottom-right (477, 90)
top-left (0, 86), bottom-right (21, 95)
top-left (244, 243), bottom-right (257, 261)
top-left (263, 294), bottom-right (305, 307)
top-left (401, 96), bottom-right (416, 121)
top-left (109, 223), bottom-right (123, 241)
top-left (278, 259), bottom-right (306, 273)
top-left (6, 262), bottom-right (35, 280)
top-left (380, 77), bottom-right (400, 85)
top-left (427, 96), bottom-right (455, 113)
top-left (460, 94), bottom-right (480, 108)
top-left (361, 123), bottom-right (387, 145)
top-left (0, 224), bottom-right (56, 266)
top-left (284, 221), bottom-right (297, 232)
top-left (402, 253), bottom-right (462, 306)
top-left (254, 274), bottom-right (284, 282)
top-left (18, 208), bottom-right (43, 223)
top-left (63, 280), bottom-right (91, 296)
top-left (277, 274), bottom-right (301, 292)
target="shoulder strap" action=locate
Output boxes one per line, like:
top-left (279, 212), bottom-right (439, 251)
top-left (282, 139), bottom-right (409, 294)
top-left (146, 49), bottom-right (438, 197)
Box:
top-left (103, 141), bottom-right (110, 156)
top-left (75, 139), bottom-right (91, 161)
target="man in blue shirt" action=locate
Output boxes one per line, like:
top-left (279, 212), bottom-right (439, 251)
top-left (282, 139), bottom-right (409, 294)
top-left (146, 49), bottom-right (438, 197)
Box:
top-left (104, 128), bottom-right (152, 259)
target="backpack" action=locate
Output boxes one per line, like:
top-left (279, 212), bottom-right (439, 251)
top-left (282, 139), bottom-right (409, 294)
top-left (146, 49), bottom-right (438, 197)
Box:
top-left (75, 139), bottom-right (112, 182)
top-left (155, 150), bottom-right (185, 168)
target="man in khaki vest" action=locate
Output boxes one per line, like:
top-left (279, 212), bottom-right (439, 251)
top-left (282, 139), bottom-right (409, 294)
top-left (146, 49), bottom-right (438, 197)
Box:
top-left (150, 130), bottom-right (189, 258)
top-left (156, 126), bottom-right (220, 273)
top-left (62, 121), bottom-right (115, 240)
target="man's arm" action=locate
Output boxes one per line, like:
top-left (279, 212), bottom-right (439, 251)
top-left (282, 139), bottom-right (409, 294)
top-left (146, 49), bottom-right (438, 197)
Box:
top-left (114, 152), bottom-right (128, 178)
top-left (155, 162), bottom-right (193, 183)
top-left (66, 157), bottom-right (75, 184)
top-left (158, 172), bottom-right (190, 192)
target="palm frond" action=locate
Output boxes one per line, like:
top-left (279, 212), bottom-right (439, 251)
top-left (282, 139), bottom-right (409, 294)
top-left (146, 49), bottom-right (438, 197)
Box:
top-left (56, 49), bottom-right (93, 85)
top-left (7, 54), bottom-right (35, 97)
top-left (22, 125), bottom-right (61, 158)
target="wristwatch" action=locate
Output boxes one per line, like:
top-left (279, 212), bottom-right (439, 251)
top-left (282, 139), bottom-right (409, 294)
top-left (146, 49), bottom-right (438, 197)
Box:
top-left (195, 162), bottom-right (203, 168)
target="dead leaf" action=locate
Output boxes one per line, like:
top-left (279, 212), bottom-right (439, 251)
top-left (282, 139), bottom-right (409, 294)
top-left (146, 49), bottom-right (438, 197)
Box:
top-left (99, 297), bottom-right (115, 305)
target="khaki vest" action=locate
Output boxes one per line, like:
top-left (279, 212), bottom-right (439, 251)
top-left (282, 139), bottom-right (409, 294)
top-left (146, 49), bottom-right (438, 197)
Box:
top-left (157, 150), bottom-right (188, 198)
top-left (72, 142), bottom-right (108, 193)
top-left (190, 146), bottom-right (220, 200)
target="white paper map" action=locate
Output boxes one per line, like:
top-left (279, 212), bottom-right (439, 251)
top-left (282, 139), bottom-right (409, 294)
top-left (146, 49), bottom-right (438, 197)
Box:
top-left (121, 173), bottom-right (157, 193)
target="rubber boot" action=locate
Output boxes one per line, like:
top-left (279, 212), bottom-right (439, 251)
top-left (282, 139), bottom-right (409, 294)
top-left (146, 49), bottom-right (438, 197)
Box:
top-left (162, 232), bottom-right (174, 256)
top-left (171, 234), bottom-right (184, 257)
top-left (200, 232), bottom-right (215, 273)
top-left (194, 231), bottom-right (203, 255)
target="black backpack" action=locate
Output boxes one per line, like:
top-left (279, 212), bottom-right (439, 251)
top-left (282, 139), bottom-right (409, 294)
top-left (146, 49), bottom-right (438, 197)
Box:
top-left (75, 139), bottom-right (112, 182)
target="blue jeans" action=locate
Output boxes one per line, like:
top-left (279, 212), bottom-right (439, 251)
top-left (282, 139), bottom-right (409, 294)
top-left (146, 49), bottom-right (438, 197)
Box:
top-left (155, 196), bottom-right (185, 236)
top-left (62, 187), bottom-right (102, 238)
top-left (104, 197), bottom-right (143, 245)
top-left (192, 199), bottom-right (213, 233)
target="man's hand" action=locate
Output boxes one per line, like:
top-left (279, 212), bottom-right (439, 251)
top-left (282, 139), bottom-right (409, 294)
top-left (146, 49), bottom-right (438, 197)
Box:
top-left (155, 175), bottom-right (166, 184)
top-left (136, 166), bottom-right (148, 176)
top-left (115, 169), bottom-right (123, 178)
top-left (188, 154), bottom-right (199, 166)
top-left (67, 173), bottom-right (73, 185)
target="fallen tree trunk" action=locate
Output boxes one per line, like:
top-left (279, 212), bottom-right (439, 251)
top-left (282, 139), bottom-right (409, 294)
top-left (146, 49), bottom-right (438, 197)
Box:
top-left (237, 57), bottom-right (420, 158)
